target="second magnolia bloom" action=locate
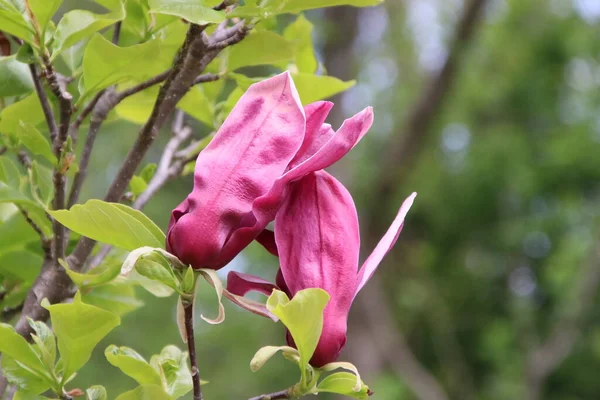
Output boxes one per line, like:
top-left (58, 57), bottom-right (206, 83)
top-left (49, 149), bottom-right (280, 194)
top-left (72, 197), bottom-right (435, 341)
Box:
top-left (167, 71), bottom-right (374, 270)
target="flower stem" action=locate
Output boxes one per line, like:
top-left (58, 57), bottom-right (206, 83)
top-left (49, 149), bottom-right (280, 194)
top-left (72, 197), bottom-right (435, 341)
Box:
top-left (184, 302), bottom-right (203, 400)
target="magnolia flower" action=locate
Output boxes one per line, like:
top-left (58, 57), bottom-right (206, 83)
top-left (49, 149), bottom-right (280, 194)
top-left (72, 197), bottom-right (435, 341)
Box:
top-left (227, 171), bottom-right (416, 367)
top-left (167, 72), bottom-right (374, 270)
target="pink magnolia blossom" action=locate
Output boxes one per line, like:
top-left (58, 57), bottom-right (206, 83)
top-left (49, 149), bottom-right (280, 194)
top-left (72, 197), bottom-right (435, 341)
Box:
top-left (167, 72), bottom-right (374, 270)
top-left (228, 171), bottom-right (416, 367)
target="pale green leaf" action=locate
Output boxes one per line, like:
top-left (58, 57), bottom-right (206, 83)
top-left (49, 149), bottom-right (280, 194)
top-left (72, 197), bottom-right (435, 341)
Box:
top-left (105, 345), bottom-right (163, 387)
top-left (283, 15), bottom-right (317, 73)
top-left (149, 345), bottom-right (193, 399)
top-left (0, 0), bottom-right (34, 43)
top-left (266, 289), bottom-right (329, 379)
top-left (1, 354), bottom-right (51, 394)
top-left (43, 292), bottom-right (120, 378)
top-left (86, 385), bottom-right (108, 400)
top-left (81, 280), bottom-right (144, 316)
top-left (318, 361), bottom-right (362, 392)
top-left (28, 319), bottom-right (56, 371)
top-left (0, 324), bottom-right (51, 386)
top-left (17, 122), bottom-right (57, 164)
top-left (0, 182), bottom-right (40, 208)
top-left (0, 93), bottom-right (45, 135)
top-left (277, 0), bottom-right (383, 14)
top-left (315, 372), bottom-right (370, 399)
top-left (28, 0), bottom-right (62, 35)
top-left (0, 56), bottom-right (33, 97)
top-left (129, 175), bottom-right (147, 197)
top-left (115, 384), bottom-right (173, 400)
top-left (292, 73), bottom-right (356, 104)
top-left (60, 258), bottom-right (121, 288)
top-left (197, 268), bottom-right (225, 325)
top-left (250, 345), bottom-right (298, 372)
top-left (147, 0), bottom-right (225, 25)
top-left (12, 390), bottom-right (48, 400)
top-left (178, 86), bottom-right (214, 127)
top-left (52, 3), bottom-right (126, 55)
top-left (227, 31), bottom-right (293, 71)
top-left (81, 34), bottom-right (170, 97)
top-left (48, 199), bottom-right (165, 250)
top-left (0, 156), bottom-right (22, 189)
top-left (30, 161), bottom-right (54, 205)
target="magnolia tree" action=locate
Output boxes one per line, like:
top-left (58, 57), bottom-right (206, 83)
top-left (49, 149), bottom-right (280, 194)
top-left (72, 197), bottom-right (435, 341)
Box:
top-left (0, 1), bottom-right (416, 399)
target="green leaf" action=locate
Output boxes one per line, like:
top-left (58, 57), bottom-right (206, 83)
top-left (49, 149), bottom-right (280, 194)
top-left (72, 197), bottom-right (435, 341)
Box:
top-left (17, 122), bottom-right (57, 164)
top-left (48, 200), bottom-right (165, 251)
top-left (227, 31), bottom-right (293, 71)
top-left (0, 250), bottom-right (43, 282)
top-left (43, 292), bottom-right (120, 379)
top-left (122, 247), bottom-right (182, 293)
top-left (318, 361), bottom-right (362, 392)
top-left (81, 34), bottom-right (169, 97)
top-left (266, 288), bottom-right (330, 382)
top-left (250, 345), bottom-right (299, 372)
top-left (0, 323), bottom-right (52, 388)
top-left (16, 42), bottom-right (37, 64)
top-left (105, 345), bottom-right (163, 387)
top-left (12, 390), bottom-right (48, 400)
top-left (52, 3), bottom-right (126, 55)
top-left (178, 86), bottom-right (214, 127)
top-left (81, 281), bottom-right (144, 316)
top-left (60, 39), bottom-right (88, 73)
top-left (0, 208), bottom-right (43, 256)
top-left (0, 156), bottom-right (22, 189)
top-left (0, 0), bottom-right (34, 43)
top-left (0, 182), bottom-right (40, 208)
top-left (139, 163), bottom-right (157, 183)
top-left (128, 175), bottom-right (147, 197)
top-left (86, 385), bottom-right (108, 400)
top-left (149, 345), bottom-right (193, 399)
top-left (28, 0), bottom-right (62, 36)
top-left (30, 161), bottom-right (54, 205)
top-left (28, 319), bottom-right (57, 371)
top-left (292, 73), bottom-right (356, 105)
top-left (0, 93), bottom-right (45, 136)
top-left (315, 372), bottom-right (370, 399)
top-left (60, 258), bottom-right (121, 288)
top-left (0, 56), bottom-right (34, 97)
top-left (115, 384), bottom-right (173, 400)
top-left (283, 15), bottom-right (317, 73)
top-left (277, 0), bottom-right (382, 14)
top-left (147, 0), bottom-right (225, 25)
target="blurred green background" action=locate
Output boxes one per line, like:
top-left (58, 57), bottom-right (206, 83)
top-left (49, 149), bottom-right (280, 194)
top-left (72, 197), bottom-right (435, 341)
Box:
top-left (14, 0), bottom-right (600, 399)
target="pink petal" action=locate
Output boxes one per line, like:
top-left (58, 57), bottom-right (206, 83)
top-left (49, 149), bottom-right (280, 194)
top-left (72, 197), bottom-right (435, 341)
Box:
top-left (289, 101), bottom-right (334, 169)
top-left (282, 107), bottom-right (374, 183)
top-left (223, 289), bottom-right (278, 321)
top-left (226, 271), bottom-right (278, 297)
top-left (167, 72), bottom-right (305, 269)
top-left (355, 192), bottom-right (417, 295)
top-left (275, 171), bottom-right (359, 366)
top-left (255, 229), bottom-right (278, 256)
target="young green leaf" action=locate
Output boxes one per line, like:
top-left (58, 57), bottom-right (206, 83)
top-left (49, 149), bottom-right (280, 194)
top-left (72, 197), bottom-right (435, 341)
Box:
top-left (0, 93), bottom-right (45, 136)
top-left (105, 345), bottom-right (163, 387)
top-left (0, 323), bottom-right (48, 373)
top-left (0, 55), bottom-right (34, 96)
top-left (28, 0), bottom-right (63, 37)
top-left (250, 345), bottom-right (299, 372)
top-left (227, 31), bottom-right (294, 71)
top-left (0, 0), bottom-right (34, 44)
top-left (0, 157), bottom-right (22, 190)
top-left (149, 345), bottom-right (193, 399)
top-left (1, 355), bottom-right (52, 395)
top-left (0, 250), bottom-right (43, 283)
top-left (0, 182), bottom-right (42, 208)
top-left (318, 361), bottom-right (362, 392)
top-left (59, 258), bottom-right (122, 288)
top-left (114, 384), bottom-right (173, 400)
top-left (266, 289), bottom-right (330, 383)
top-left (147, 0), bottom-right (225, 25)
top-left (48, 200), bottom-right (165, 250)
top-left (12, 390), bottom-right (48, 400)
top-left (43, 292), bottom-right (121, 379)
top-left (86, 385), bottom-right (108, 400)
top-left (283, 15), bottom-right (318, 74)
top-left (315, 372), bottom-right (370, 399)
top-left (28, 319), bottom-right (57, 371)
top-left (31, 161), bottom-right (54, 205)
top-left (276, 0), bottom-right (383, 14)
top-left (292, 73), bottom-right (356, 104)
top-left (17, 122), bottom-right (57, 164)
top-left (52, 3), bottom-right (126, 55)
top-left (81, 281), bottom-right (144, 316)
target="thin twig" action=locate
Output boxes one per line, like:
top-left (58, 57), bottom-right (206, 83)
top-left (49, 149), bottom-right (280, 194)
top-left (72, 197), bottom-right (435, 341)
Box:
top-left (112, 21), bottom-right (122, 45)
top-left (28, 64), bottom-right (58, 141)
top-left (18, 207), bottom-right (51, 255)
top-left (70, 90), bottom-right (105, 143)
top-left (184, 302), bottom-right (203, 400)
top-left (248, 390), bottom-right (290, 400)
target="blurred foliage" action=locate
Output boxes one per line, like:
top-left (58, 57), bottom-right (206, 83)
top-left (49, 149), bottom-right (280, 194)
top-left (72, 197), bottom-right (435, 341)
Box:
top-left (2, 0), bottom-right (600, 399)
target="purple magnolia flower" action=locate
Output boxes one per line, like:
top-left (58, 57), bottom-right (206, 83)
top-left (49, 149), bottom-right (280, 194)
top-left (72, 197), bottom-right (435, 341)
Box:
top-left (167, 72), bottom-right (374, 270)
top-left (228, 171), bottom-right (416, 367)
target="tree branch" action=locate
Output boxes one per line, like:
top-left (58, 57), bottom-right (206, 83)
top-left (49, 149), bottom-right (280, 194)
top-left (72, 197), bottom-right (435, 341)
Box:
top-left (184, 302), bottom-right (203, 400)
top-left (248, 390), bottom-right (290, 400)
top-left (28, 64), bottom-right (58, 141)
